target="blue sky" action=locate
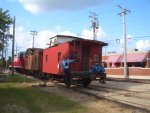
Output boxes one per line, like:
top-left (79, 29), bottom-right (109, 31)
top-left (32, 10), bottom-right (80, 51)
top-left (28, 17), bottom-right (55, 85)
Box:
top-left (0, 0), bottom-right (150, 56)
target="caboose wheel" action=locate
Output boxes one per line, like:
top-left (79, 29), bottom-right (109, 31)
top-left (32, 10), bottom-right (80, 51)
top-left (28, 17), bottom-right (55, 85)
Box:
top-left (65, 83), bottom-right (71, 88)
top-left (82, 78), bottom-right (91, 87)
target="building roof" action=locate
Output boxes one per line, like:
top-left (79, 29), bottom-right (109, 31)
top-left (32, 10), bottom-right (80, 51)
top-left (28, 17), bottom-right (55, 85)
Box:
top-left (105, 52), bottom-right (148, 63)
top-left (49, 35), bottom-right (108, 47)
top-left (118, 53), bottom-right (146, 63)
top-left (77, 38), bottom-right (108, 46)
top-left (106, 55), bottom-right (121, 63)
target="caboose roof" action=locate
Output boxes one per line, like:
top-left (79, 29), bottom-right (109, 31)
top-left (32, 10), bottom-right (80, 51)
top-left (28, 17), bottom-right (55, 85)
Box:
top-left (49, 35), bottom-right (108, 47)
top-left (76, 38), bottom-right (108, 46)
top-left (25, 48), bottom-right (43, 55)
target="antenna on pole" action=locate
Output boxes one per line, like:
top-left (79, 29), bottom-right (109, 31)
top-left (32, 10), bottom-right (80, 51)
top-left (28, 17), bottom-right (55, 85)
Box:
top-left (118, 5), bottom-right (130, 80)
top-left (30, 31), bottom-right (38, 48)
top-left (89, 12), bottom-right (99, 40)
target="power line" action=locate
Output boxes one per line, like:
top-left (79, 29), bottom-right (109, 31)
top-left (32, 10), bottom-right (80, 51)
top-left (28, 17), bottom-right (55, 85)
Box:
top-left (132, 36), bottom-right (150, 39)
top-left (103, 35), bottom-right (150, 43)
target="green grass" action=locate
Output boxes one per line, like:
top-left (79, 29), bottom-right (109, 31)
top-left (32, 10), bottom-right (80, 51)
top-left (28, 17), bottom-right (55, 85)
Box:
top-left (0, 74), bottom-right (88, 113)
top-left (4, 74), bottom-right (38, 83)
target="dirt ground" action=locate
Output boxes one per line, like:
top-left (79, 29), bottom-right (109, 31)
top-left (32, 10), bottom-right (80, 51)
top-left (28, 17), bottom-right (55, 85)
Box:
top-left (40, 82), bottom-right (149, 113)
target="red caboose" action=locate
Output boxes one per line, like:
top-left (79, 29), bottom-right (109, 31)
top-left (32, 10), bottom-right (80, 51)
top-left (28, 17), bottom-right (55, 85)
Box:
top-left (42, 35), bottom-right (107, 86)
top-left (24, 48), bottom-right (43, 76)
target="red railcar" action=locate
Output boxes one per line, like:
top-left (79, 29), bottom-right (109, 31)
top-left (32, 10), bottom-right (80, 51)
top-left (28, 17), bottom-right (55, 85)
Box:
top-left (9, 52), bottom-right (25, 72)
top-left (24, 48), bottom-right (43, 76)
top-left (42, 35), bottom-right (107, 86)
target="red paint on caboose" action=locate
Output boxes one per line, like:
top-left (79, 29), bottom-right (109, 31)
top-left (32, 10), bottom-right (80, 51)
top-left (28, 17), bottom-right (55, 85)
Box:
top-left (31, 50), bottom-right (43, 72)
top-left (24, 48), bottom-right (43, 73)
top-left (42, 42), bottom-right (69, 75)
top-left (42, 35), bottom-right (107, 76)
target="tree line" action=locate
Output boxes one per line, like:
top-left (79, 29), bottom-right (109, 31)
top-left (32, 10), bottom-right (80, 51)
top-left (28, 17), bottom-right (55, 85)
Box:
top-left (0, 8), bottom-right (13, 72)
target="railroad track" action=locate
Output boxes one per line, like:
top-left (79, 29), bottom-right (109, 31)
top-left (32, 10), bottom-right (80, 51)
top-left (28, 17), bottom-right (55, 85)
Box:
top-left (69, 84), bottom-right (150, 112)
top-left (88, 84), bottom-right (150, 100)
top-left (22, 73), bottom-right (150, 112)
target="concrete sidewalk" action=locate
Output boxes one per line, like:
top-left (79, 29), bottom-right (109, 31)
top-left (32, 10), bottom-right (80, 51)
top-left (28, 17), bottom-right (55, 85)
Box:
top-left (106, 77), bottom-right (150, 84)
top-left (107, 75), bottom-right (150, 80)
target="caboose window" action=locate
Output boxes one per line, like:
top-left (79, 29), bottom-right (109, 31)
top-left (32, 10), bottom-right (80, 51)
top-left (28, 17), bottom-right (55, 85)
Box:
top-left (58, 52), bottom-right (61, 62)
top-left (93, 54), bottom-right (100, 62)
top-left (46, 55), bottom-right (48, 63)
top-left (70, 51), bottom-right (78, 60)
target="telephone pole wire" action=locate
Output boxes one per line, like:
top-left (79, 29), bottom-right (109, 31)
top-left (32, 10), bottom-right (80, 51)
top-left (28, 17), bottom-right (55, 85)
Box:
top-left (89, 12), bottom-right (99, 40)
top-left (30, 31), bottom-right (38, 48)
top-left (118, 5), bottom-right (130, 80)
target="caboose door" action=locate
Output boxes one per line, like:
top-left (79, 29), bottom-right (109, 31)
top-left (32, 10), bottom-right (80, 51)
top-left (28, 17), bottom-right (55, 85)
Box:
top-left (82, 45), bottom-right (90, 71)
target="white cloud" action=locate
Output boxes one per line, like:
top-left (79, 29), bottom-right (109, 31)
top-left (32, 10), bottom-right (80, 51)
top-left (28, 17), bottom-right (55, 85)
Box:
top-left (60, 31), bottom-right (77, 36)
top-left (35, 30), bottom-right (56, 48)
top-left (18, 0), bottom-right (113, 14)
top-left (136, 40), bottom-right (150, 50)
top-left (13, 28), bottom-right (56, 50)
top-left (8, 26), bottom-right (30, 56)
top-left (15, 26), bottom-right (31, 51)
top-left (81, 27), bottom-right (106, 40)
top-left (81, 29), bottom-right (93, 39)
top-left (119, 35), bottom-right (134, 44)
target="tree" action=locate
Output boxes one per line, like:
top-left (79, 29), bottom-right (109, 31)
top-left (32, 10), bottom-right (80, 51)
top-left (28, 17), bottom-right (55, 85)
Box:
top-left (6, 56), bottom-right (11, 68)
top-left (0, 8), bottom-right (13, 71)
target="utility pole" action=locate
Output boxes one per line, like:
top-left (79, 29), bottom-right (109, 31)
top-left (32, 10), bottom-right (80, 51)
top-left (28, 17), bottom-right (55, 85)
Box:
top-left (2, 35), bottom-right (4, 73)
top-left (118, 5), bottom-right (130, 80)
top-left (89, 12), bottom-right (99, 40)
top-left (12, 16), bottom-right (15, 76)
top-left (5, 46), bottom-right (7, 69)
top-left (4, 42), bottom-right (8, 70)
top-left (15, 44), bottom-right (19, 54)
top-left (30, 31), bottom-right (37, 48)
